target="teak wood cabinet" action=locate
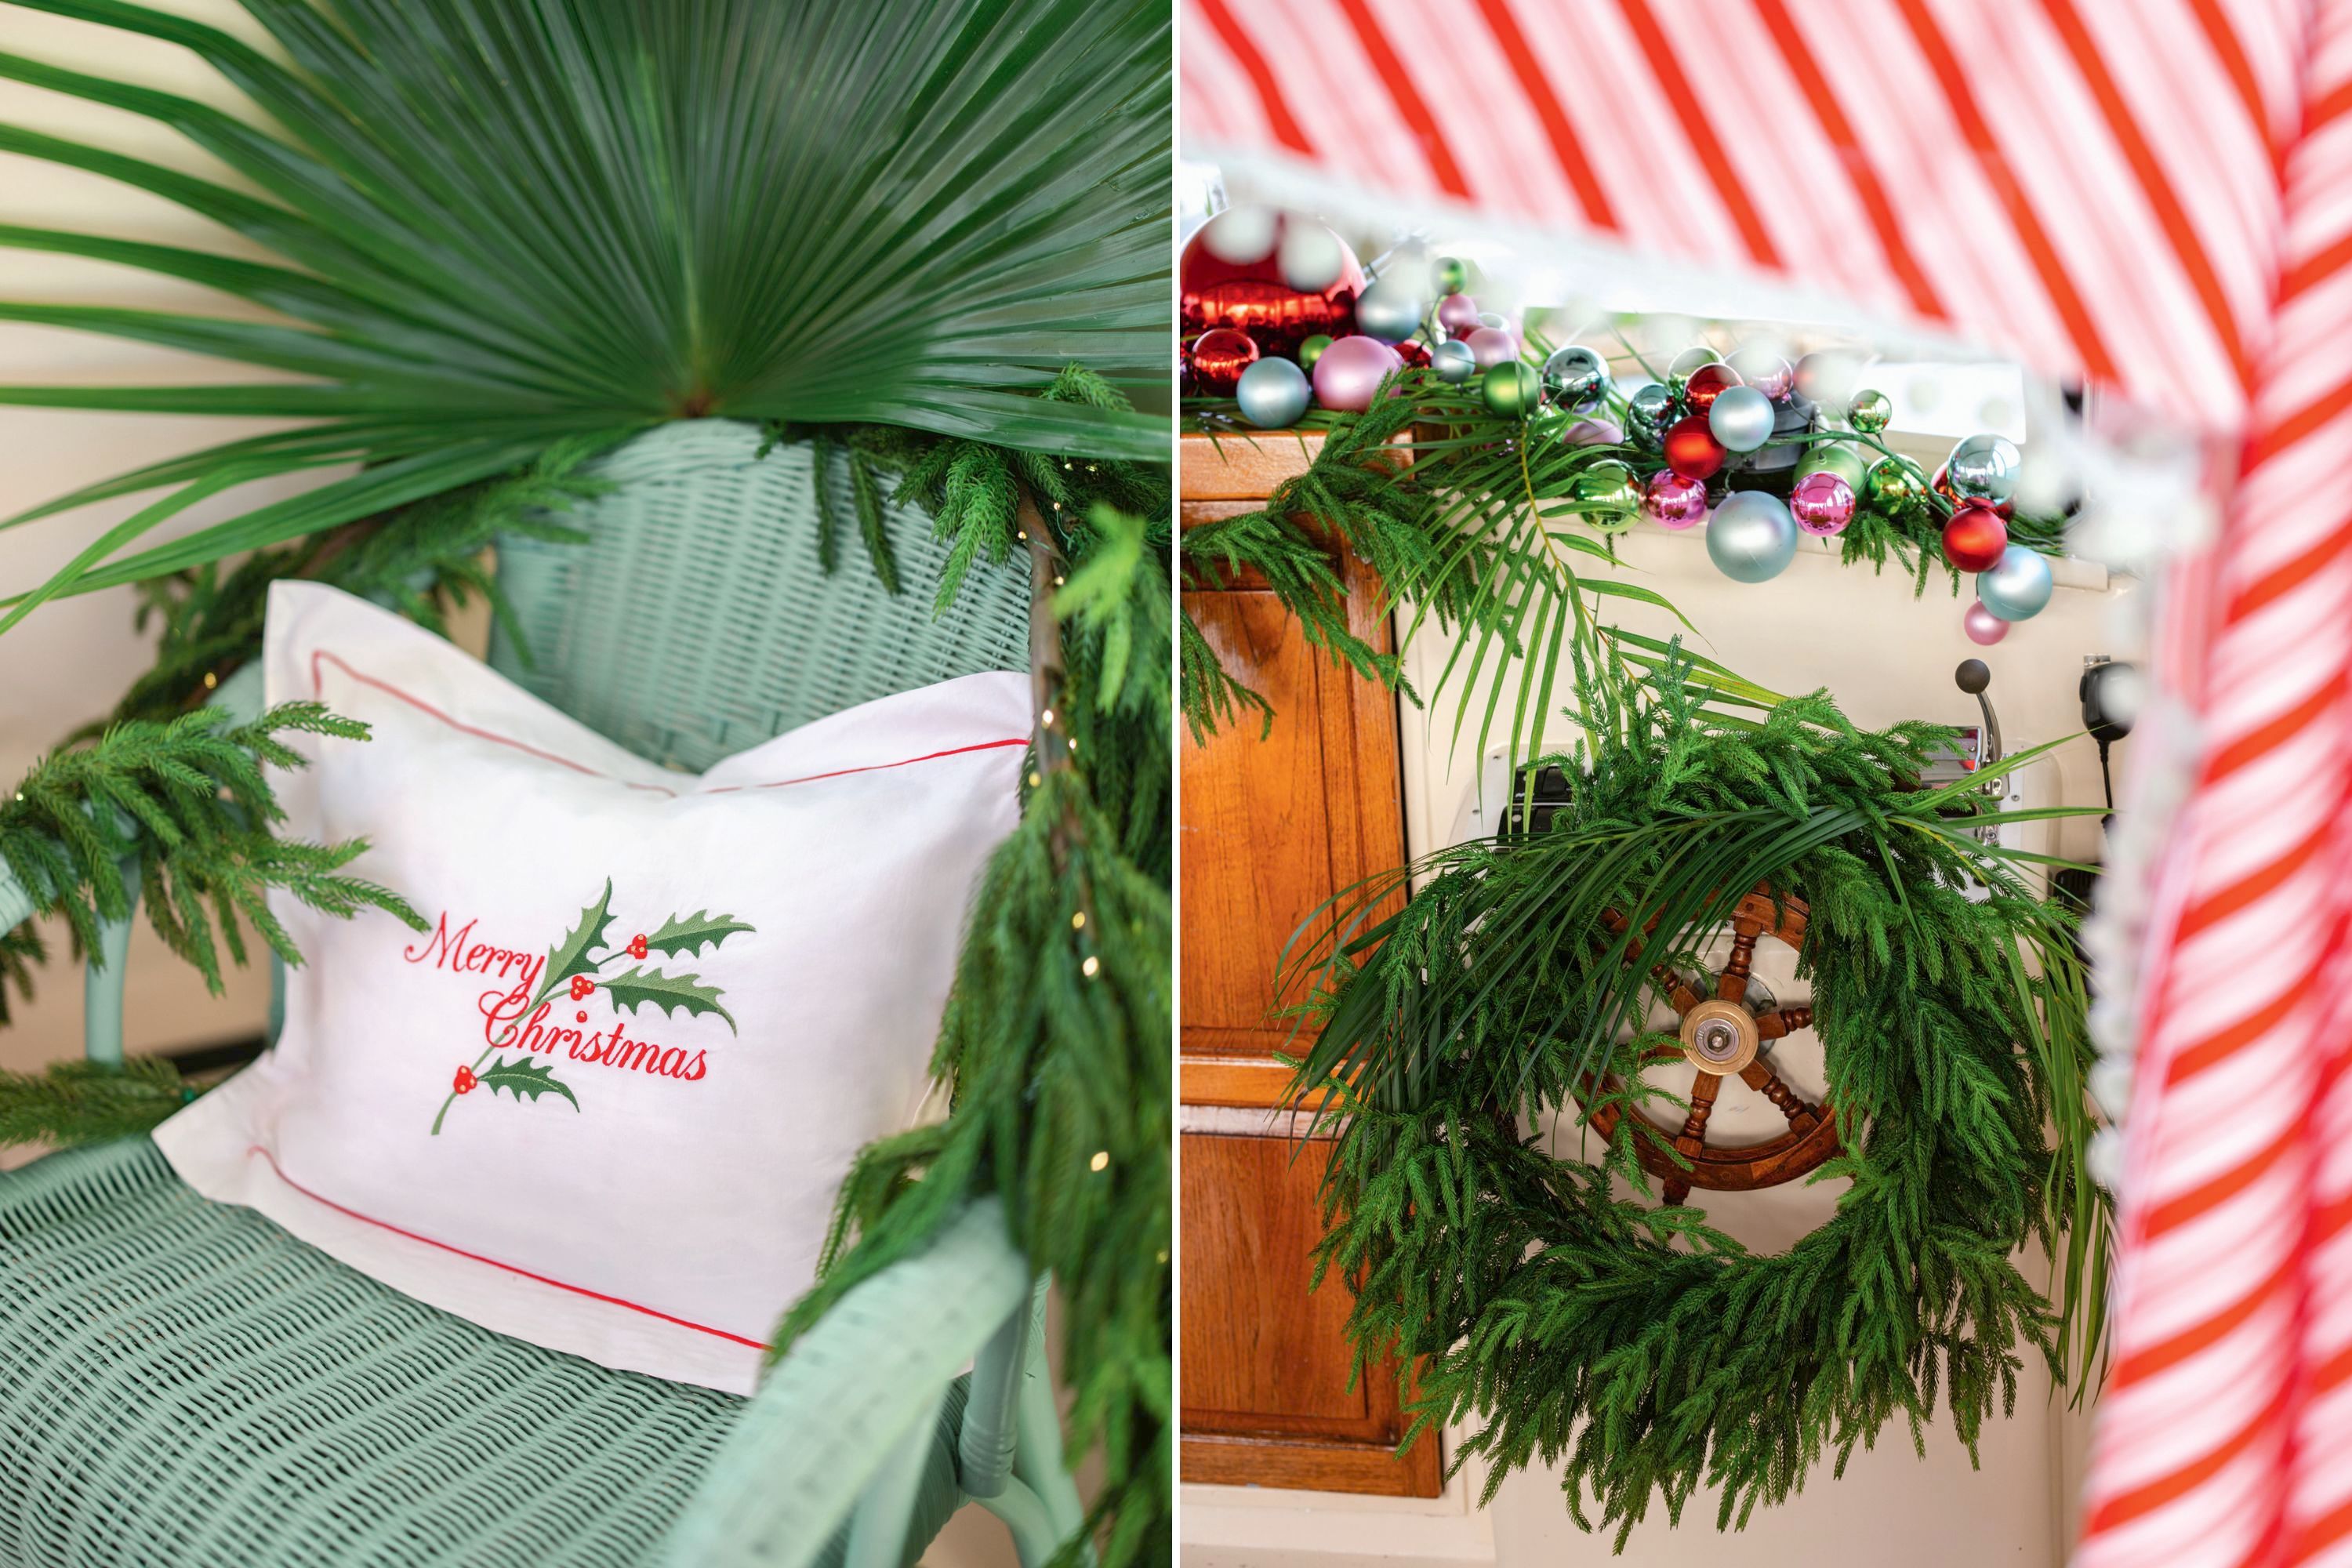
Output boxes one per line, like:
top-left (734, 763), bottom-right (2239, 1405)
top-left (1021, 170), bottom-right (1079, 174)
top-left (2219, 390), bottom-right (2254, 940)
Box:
top-left (1178, 431), bottom-right (1441, 1497)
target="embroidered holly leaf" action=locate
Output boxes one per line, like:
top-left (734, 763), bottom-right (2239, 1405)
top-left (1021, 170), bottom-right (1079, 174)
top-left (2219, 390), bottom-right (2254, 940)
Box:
top-left (534, 879), bottom-right (615, 1005)
top-left (644, 910), bottom-right (755, 959)
top-left (604, 967), bottom-right (737, 1035)
top-left (477, 1055), bottom-right (579, 1112)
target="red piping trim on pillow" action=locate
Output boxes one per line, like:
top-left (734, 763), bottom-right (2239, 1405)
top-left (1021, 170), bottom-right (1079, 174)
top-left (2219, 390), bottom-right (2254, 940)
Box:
top-left (310, 649), bottom-right (1027, 793)
top-left (247, 1145), bottom-right (769, 1350)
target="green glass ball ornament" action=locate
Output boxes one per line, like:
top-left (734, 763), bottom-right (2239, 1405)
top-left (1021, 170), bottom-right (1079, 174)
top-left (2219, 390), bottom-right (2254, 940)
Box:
top-left (1866, 456), bottom-right (1926, 511)
top-left (1625, 382), bottom-right (1675, 444)
top-left (1572, 460), bottom-right (1642, 532)
top-left (1847, 388), bottom-right (1893, 433)
top-left (1298, 334), bottom-right (1334, 372)
top-left (1796, 440), bottom-right (1871, 492)
top-left (1947, 432), bottom-right (2021, 506)
top-left (1431, 339), bottom-right (1478, 385)
top-left (1482, 361), bottom-right (1541, 417)
top-left (1235, 357), bottom-right (1312, 429)
top-left (1541, 345), bottom-right (1609, 412)
top-left (1432, 255), bottom-right (1469, 296)
top-left (1668, 345), bottom-right (1721, 394)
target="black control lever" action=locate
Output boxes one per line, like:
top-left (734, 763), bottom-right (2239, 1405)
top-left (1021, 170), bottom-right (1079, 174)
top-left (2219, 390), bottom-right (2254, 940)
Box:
top-left (1955, 659), bottom-right (2002, 772)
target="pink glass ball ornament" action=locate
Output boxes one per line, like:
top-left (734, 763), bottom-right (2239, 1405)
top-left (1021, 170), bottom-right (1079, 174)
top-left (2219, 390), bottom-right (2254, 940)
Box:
top-left (1729, 347), bottom-right (1795, 401)
top-left (1465, 326), bottom-right (1520, 368)
top-left (1788, 470), bottom-right (1857, 536)
top-left (1963, 600), bottom-right (2010, 645)
top-left (1309, 334), bottom-right (1404, 413)
top-left (1436, 293), bottom-right (1482, 338)
top-left (1642, 469), bottom-right (1711, 529)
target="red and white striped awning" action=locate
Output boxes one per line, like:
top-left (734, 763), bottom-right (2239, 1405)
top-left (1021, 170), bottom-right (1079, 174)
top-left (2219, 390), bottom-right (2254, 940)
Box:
top-left (1186, 3), bottom-right (2352, 1563)
top-left (1184, 0), bottom-right (2319, 433)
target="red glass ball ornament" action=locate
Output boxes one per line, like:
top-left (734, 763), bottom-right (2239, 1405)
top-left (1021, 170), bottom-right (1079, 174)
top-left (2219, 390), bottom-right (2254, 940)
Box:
top-left (1189, 328), bottom-right (1260, 396)
top-left (1181, 215), bottom-right (1365, 361)
top-left (1662, 414), bottom-right (1728, 481)
top-left (1942, 503), bottom-right (2009, 573)
top-left (1396, 338), bottom-right (1432, 368)
top-left (1682, 362), bottom-right (1744, 414)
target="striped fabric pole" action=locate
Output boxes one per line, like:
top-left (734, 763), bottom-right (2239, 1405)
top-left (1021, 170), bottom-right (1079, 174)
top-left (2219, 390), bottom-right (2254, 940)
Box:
top-left (1183, 2), bottom-right (2352, 1560)
top-left (2080, 7), bottom-right (2352, 1559)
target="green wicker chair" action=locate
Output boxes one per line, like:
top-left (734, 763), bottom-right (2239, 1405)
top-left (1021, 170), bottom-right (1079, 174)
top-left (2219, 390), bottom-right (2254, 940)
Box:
top-left (0, 419), bottom-right (1081, 1568)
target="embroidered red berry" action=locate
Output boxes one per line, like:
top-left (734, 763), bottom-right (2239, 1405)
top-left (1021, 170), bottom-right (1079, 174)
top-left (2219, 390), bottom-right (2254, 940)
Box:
top-left (453, 1065), bottom-right (476, 1094)
top-left (629, 933), bottom-right (649, 960)
top-left (570, 975), bottom-right (594, 1001)
top-left (575, 1011), bottom-right (588, 1023)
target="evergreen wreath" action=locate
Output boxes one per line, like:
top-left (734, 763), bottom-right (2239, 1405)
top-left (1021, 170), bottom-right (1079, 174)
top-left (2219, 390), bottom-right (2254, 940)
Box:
top-left (1282, 655), bottom-right (2107, 1543)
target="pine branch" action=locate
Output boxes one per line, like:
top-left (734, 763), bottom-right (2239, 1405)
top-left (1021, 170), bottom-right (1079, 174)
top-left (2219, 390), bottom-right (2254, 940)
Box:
top-left (1, 703), bottom-right (427, 991)
top-left (0, 1056), bottom-right (191, 1149)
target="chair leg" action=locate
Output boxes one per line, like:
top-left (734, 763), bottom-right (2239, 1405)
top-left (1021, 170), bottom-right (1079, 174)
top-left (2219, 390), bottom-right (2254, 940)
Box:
top-left (975, 1476), bottom-right (1068, 1568)
top-left (1013, 1283), bottom-right (1087, 1551)
top-left (82, 862), bottom-right (140, 1067)
top-left (844, 1390), bottom-right (946, 1568)
top-left (960, 1281), bottom-right (1034, 1499)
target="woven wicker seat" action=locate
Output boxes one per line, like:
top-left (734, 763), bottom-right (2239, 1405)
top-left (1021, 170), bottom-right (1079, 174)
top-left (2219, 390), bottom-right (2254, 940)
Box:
top-left (0, 421), bottom-right (1071, 1568)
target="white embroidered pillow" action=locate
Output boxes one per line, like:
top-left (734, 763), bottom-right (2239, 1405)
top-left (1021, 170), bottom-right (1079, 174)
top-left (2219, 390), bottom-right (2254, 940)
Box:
top-left (155, 581), bottom-right (1029, 1392)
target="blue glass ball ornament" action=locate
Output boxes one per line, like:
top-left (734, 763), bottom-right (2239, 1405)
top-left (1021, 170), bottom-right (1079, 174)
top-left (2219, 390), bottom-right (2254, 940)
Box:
top-left (1625, 382), bottom-right (1675, 443)
top-left (1541, 345), bottom-right (1609, 412)
top-left (1976, 543), bottom-right (2054, 621)
top-left (1947, 432), bottom-right (2022, 506)
top-left (1705, 491), bottom-right (1798, 583)
top-left (1707, 384), bottom-right (1777, 452)
top-left (1353, 274), bottom-right (1426, 343)
top-left (1235, 356), bottom-right (1312, 429)
top-left (1431, 339), bottom-right (1479, 385)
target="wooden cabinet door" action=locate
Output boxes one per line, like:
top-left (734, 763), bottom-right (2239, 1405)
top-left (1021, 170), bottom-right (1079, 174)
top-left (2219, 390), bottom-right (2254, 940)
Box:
top-left (1178, 434), bottom-right (1440, 1497)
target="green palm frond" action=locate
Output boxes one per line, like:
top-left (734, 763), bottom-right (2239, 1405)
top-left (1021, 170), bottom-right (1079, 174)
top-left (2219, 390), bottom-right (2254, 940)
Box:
top-left (0, 0), bottom-right (1169, 620)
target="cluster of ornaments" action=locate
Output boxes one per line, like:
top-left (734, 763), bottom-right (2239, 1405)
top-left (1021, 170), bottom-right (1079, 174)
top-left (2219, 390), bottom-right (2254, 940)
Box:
top-left (1181, 210), bottom-right (1537, 426)
top-left (1181, 210), bottom-right (2057, 644)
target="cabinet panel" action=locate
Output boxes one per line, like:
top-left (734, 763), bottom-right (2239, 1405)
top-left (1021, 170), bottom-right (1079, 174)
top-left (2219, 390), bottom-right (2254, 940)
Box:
top-left (1178, 432), bottom-right (1437, 1497)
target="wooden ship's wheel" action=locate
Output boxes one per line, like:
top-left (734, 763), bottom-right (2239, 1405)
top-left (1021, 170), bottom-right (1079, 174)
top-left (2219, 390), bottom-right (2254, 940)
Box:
top-left (1581, 887), bottom-right (1840, 1206)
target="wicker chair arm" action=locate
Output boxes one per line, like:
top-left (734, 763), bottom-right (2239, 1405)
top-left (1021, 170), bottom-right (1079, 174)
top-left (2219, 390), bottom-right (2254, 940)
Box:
top-left (657, 1196), bottom-right (1036, 1568)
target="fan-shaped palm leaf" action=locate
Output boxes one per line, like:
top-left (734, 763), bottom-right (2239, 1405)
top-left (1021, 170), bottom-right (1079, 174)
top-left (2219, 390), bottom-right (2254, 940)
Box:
top-left (0, 0), bottom-right (1170, 623)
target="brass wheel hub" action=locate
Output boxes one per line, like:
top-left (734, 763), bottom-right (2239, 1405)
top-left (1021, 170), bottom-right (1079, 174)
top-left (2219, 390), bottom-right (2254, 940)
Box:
top-left (1680, 998), bottom-right (1759, 1076)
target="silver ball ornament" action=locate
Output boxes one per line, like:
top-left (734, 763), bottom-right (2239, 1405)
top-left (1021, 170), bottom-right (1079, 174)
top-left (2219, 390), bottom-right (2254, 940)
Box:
top-left (1278, 220), bottom-right (1346, 292)
top-left (1707, 385), bottom-right (1777, 453)
top-left (1234, 356), bottom-right (1312, 429)
top-left (1541, 345), bottom-right (1608, 412)
top-left (1947, 432), bottom-right (2022, 506)
top-left (1353, 274), bottom-right (1426, 343)
top-left (1975, 544), bottom-right (2053, 621)
top-left (1625, 383), bottom-right (1675, 442)
top-left (1431, 339), bottom-right (1478, 385)
top-left (1705, 491), bottom-right (1798, 583)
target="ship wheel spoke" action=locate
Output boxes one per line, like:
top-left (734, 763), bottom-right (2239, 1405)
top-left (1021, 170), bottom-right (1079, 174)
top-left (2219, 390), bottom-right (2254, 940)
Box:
top-left (1755, 1005), bottom-right (1813, 1041)
top-left (1672, 1069), bottom-right (1722, 1152)
top-left (1715, 925), bottom-right (1761, 1002)
top-left (1738, 1059), bottom-right (1821, 1133)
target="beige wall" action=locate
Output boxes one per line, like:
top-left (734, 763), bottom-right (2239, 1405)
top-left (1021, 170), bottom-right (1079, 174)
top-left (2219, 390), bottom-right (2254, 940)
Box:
top-left (0, 2), bottom-right (303, 1074)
